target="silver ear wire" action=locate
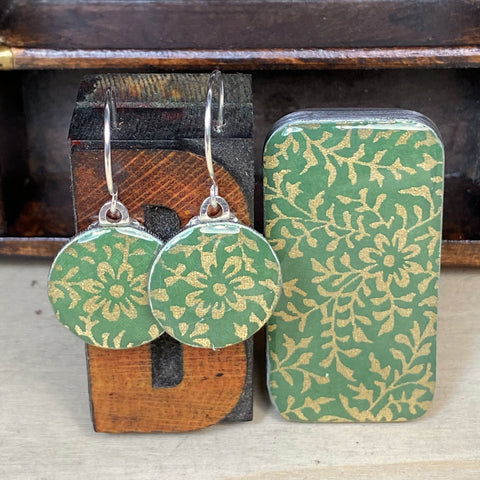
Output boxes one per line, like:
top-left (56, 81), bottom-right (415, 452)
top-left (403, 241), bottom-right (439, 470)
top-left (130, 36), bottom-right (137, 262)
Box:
top-left (104, 87), bottom-right (119, 214)
top-left (204, 69), bottom-right (225, 209)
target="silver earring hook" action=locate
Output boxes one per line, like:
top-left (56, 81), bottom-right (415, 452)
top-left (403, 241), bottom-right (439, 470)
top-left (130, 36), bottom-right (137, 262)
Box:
top-left (104, 87), bottom-right (118, 214)
top-left (204, 69), bottom-right (225, 209)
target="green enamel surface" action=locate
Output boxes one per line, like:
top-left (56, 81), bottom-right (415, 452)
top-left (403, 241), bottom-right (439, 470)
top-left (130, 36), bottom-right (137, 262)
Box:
top-left (149, 222), bottom-right (282, 349)
top-left (264, 116), bottom-right (443, 422)
top-left (48, 226), bottom-right (164, 349)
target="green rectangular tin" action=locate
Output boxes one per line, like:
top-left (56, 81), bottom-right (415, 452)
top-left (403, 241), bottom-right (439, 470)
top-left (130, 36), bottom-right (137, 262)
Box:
top-left (264, 109), bottom-right (444, 422)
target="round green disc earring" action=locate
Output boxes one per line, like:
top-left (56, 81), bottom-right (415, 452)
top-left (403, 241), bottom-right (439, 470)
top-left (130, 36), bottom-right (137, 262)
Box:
top-left (149, 70), bottom-right (282, 349)
top-left (48, 89), bottom-right (164, 349)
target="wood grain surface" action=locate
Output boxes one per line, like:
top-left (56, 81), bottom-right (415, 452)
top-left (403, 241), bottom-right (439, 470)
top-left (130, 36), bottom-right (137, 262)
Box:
top-left (9, 46), bottom-right (480, 70)
top-left (88, 340), bottom-right (248, 433)
top-left (69, 72), bottom-right (254, 432)
top-left (0, 237), bottom-right (66, 257)
top-left (76, 149), bottom-right (253, 432)
top-left (441, 241), bottom-right (480, 267)
top-left (71, 149), bottom-right (250, 231)
top-left (2, 0), bottom-right (479, 50)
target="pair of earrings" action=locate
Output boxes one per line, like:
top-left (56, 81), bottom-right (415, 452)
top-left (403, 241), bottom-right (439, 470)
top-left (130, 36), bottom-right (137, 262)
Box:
top-left (48, 71), bottom-right (282, 350)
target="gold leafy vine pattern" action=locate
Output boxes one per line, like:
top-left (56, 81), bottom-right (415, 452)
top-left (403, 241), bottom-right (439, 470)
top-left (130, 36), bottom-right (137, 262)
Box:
top-left (48, 229), bottom-right (162, 349)
top-left (265, 125), bottom-right (443, 421)
top-left (149, 226), bottom-right (281, 349)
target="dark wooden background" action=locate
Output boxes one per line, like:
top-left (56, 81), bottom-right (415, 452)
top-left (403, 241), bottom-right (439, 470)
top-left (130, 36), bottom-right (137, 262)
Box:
top-left (0, 0), bottom-right (479, 264)
top-left (1, 0), bottom-right (479, 50)
top-left (1, 70), bottom-right (480, 249)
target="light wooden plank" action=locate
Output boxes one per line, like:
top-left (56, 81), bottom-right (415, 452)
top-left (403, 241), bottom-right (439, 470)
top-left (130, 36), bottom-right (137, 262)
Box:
top-left (0, 261), bottom-right (478, 479)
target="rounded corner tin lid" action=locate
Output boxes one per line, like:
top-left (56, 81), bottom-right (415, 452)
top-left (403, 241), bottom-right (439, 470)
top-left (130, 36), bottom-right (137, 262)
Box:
top-left (263, 108), bottom-right (442, 422)
top-left (48, 224), bottom-right (164, 349)
top-left (264, 108), bottom-right (444, 152)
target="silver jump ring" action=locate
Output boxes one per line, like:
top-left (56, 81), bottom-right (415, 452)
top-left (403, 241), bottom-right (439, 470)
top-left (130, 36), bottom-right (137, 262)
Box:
top-left (98, 200), bottom-right (130, 226)
top-left (204, 70), bottom-right (225, 209)
top-left (104, 87), bottom-right (118, 214)
top-left (199, 196), bottom-right (231, 222)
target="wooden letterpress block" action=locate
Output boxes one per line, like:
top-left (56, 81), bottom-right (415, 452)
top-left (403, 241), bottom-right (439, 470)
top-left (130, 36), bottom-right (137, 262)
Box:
top-left (69, 73), bottom-right (254, 432)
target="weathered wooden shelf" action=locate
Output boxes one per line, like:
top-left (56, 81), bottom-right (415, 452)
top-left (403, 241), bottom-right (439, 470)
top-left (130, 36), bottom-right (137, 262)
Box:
top-left (1, 0), bottom-right (479, 50)
top-left (2, 47), bottom-right (480, 71)
top-left (0, 238), bottom-right (66, 257)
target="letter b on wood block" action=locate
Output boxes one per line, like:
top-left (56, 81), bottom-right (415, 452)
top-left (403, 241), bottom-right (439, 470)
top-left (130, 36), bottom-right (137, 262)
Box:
top-left (70, 73), bottom-right (254, 432)
top-left (87, 339), bottom-right (248, 432)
